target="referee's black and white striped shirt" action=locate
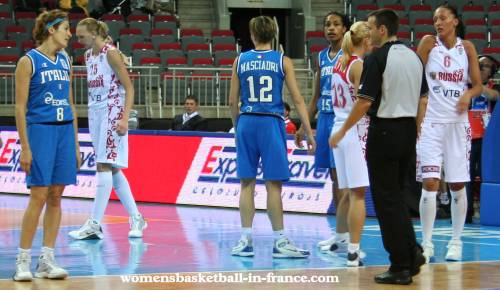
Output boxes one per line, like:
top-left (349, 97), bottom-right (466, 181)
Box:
top-left (358, 40), bottom-right (428, 118)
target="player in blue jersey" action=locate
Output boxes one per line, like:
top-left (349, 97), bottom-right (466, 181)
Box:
top-left (229, 16), bottom-right (316, 258)
top-left (296, 11), bottom-right (352, 253)
top-left (13, 10), bottom-right (79, 281)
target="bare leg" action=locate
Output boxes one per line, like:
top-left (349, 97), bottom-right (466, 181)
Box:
top-left (265, 180), bottom-right (284, 231)
top-left (19, 186), bottom-right (49, 249)
top-left (348, 187), bottom-right (366, 244)
top-left (239, 178), bottom-right (256, 228)
top-left (42, 185), bottom-right (65, 248)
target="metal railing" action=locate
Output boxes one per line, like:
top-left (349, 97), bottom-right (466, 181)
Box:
top-left (0, 64), bottom-right (316, 118)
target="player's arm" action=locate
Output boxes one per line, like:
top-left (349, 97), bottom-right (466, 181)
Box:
top-left (416, 35), bottom-right (435, 66)
top-left (295, 60), bottom-right (320, 146)
top-left (228, 57), bottom-right (240, 131)
top-left (107, 49), bottom-right (134, 135)
top-left (458, 40), bottom-right (482, 114)
top-left (15, 56), bottom-right (33, 174)
top-left (330, 60), bottom-right (371, 148)
top-left (68, 61), bottom-right (81, 169)
top-left (483, 84), bottom-right (500, 99)
top-left (284, 56), bottom-right (316, 154)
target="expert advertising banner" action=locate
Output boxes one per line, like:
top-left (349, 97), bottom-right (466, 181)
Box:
top-left (0, 128), bottom-right (375, 215)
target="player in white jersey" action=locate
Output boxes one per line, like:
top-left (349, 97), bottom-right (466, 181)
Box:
top-left (416, 4), bottom-right (482, 262)
top-left (69, 18), bottom-right (147, 240)
top-left (328, 21), bottom-right (371, 267)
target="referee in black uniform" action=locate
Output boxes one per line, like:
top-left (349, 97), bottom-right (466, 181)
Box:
top-left (329, 9), bottom-right (427, 285)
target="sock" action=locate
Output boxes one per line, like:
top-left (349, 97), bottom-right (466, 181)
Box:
top-left (91, 171), bottom-right (113, 222)
top-left (348, 243), bottom-right (360, 254)
top-left (450, 188), bottom-right (467, 241)
top-left (113, 171), bottom-right (140, 217)
top-left (241, 227), bottom-right (252, 240)
top-left (18, 248), bottom-right (31, 255)
top-left (419, 189), bottom-right (437, 244)
top-left (41, 246), bottom-right (54, 257)
top-left (273, 230), bottom-right (285, 240)
top-left (335, 232), bottom-right (349, 244)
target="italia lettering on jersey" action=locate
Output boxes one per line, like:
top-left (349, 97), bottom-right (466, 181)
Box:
top-left (425, 37), bottom-right (469, 123)
top-left (237, 49), bottom-right (285, 117)
top-left (85, 44), bottom-right (125, 108)
top-left (25, 49), bottom-right (72, 124)
top-left (331, 55), bottom-right (361, 123)
top-left (317, 47), bottom-right (342, 114)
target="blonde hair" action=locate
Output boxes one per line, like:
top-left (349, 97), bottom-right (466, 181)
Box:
top-left (33, 9), bottom-right (68, 44)
top-left (249, 16), bottom-right (277, 44)
top-left (77, 17), bottom-right (130, 66)
top-left (340, 21), bottom-right (370, 70)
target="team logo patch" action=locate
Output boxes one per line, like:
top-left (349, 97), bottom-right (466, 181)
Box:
top-left (42, 63), bottom-right (48, 68)
top-left (422, 166), bottom-right (440, 173)
top-left (430, 72), bottom-right (437, 80)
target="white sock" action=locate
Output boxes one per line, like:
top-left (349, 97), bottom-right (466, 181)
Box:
top-left (41, 246), bottom-right (54, 257)
top-left (273, 230), bottom-right (285, 240)
top-left (419, 189), bottom-right (437, 244)
top-left (112, 171), bottom-right (140, 217)
top-left (348, 243), bottom-right (360, 254)
top-left (91, 171), bottom-right (113, 222)
top-left (335, 232), bottom-right (349, 244)
top-left (450, 187), bottom-right (467, 241)
top-left (241, 227), bottom-right (252, 240)
top-left (18, 248), bottom-right (31, 255)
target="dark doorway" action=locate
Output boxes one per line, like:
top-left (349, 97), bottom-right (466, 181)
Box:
top-left (229, 8), bottom-right (290, 53)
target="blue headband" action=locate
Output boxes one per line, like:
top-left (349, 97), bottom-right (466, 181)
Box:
top-left (45, 18), bottom-right (66, 31)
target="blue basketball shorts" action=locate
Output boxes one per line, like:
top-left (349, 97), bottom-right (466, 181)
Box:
top-left (26, 122), bottom-right (77, 187)
top-left (315, 112), bottom-right (336, 169)
top-left (236, 114), bottom-right (290, 181)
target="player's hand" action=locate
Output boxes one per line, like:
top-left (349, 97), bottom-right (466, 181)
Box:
top-left (294, 127), bottom-right (305, 148)
top-left (20, 149), bottom-right (32, 175)
top-left (329, 129), bottom-right (345, 148)
top-left (456, 94), bottom-right (471, 114)
top-left (306, 135), bottom-right (316, 154)
top-left (116, 118), bottom-right (128, 136)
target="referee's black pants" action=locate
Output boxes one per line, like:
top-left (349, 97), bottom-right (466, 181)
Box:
top-left (366, 117), bottom-right (419, 272)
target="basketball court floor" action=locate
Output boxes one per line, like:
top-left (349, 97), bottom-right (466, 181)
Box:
top-left (0, 193), bottom-right (499, 289)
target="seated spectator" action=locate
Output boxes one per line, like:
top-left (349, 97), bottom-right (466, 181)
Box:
top-left (171, 95), bottom-right (207, 131)
top-left (59, 0), bottom-right (89, 16)
top-left (284, 102), bottom-right (297, 134)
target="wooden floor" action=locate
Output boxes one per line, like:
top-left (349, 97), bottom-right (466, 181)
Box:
top-left (2, 261), bottom-right (499, 290)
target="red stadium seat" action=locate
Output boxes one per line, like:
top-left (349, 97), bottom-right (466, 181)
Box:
top-left (181, 29), bottom-right (203, 37)
top-left (158, 43), bottom-right (182, 50)
top-left (191, 58), bottom-right (214, 66)
top-left (213, 43), bottom-right (236, 51)
top-left (140, 57), bottom-right (161, 66)
top-left (211, 30), bottom-right (234, 37)
top-left (132, 43), bottom-right (154, 50)
top-left (151, 28), bottom-right (173, 36)
top-left (305, 31), bottom-right (323, 39)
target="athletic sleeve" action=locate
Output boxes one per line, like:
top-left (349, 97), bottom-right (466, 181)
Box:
top-left (358, 53), bottom-right (382, 102)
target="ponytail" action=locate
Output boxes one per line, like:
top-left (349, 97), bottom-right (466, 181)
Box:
top-left (339, 21), bottom-right (370, 71)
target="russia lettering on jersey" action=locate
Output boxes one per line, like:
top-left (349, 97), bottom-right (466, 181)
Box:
top-left (85, 44), bottom-right (125, 108)
top-left (317, 47), bottom-right (342, 114)
top-left (25, 49), bottom-right (72, 124)
top-left (331, 55), bottom-right (361, 123)
top-left (237, 49), bottom-right (285, 117)
top-left (425, 37), bottom-right (469, 123)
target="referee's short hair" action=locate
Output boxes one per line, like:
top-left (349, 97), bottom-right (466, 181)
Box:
top-left (368, 9), bottom-right (399, 37)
